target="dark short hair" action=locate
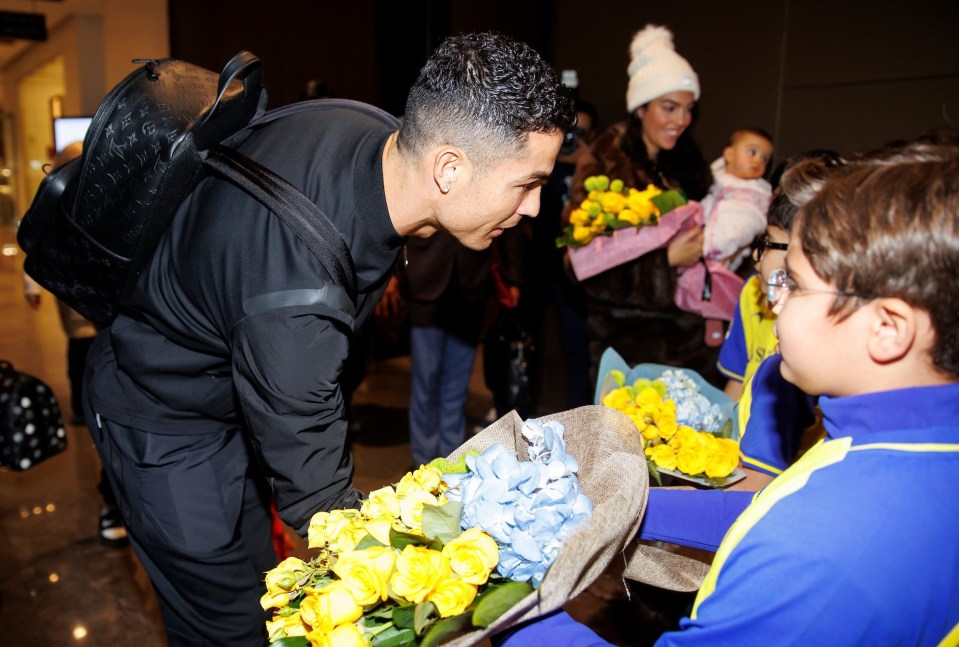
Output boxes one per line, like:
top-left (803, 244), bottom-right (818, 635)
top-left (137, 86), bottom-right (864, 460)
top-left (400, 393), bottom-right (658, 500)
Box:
top-left (797, 142), bottom-right (959, 376)
top-left (397, 32), bottom-right (575, 172)
top-left (768, 150), bottom-right (845, 231)
top-left (728, 127), bottom-right (773, 148)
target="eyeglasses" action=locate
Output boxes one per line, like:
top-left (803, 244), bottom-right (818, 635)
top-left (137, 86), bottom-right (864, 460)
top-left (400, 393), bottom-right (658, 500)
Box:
top-left (766, 268), bottom-right (872, 305)
top-left (754, 237), bottom-right (788, 261)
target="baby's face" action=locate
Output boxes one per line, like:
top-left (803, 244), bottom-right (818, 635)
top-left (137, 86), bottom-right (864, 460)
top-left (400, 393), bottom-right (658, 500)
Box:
top-left (724, 133), bottom-right (773, 180)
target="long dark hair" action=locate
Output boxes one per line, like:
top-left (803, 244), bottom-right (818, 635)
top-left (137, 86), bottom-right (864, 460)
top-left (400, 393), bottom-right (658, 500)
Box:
top-left (621, 112), bottom-right (711, 200)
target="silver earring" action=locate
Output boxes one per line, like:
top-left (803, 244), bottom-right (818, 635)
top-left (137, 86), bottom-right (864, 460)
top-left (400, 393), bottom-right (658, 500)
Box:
top-left (442, 184), bottom-right (450, 193)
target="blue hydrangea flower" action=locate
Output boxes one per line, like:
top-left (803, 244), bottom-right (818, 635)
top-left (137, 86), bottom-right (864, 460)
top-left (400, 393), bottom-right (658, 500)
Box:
top-left (659, 369), bottom-right (725, 433)
top-left (443, 419), bottom-right (592, 587)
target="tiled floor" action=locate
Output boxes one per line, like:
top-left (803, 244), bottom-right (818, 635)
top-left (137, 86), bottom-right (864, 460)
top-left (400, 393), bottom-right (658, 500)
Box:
top-left (0, 222), bottom-right (680, 646)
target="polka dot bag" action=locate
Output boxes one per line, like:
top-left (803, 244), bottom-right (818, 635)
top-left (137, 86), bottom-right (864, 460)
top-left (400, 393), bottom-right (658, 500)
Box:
top-left (0, 360), bottom-right (67, 471)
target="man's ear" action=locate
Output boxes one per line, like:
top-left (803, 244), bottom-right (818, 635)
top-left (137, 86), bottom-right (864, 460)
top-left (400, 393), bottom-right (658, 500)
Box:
top-left (867, 298), bottom-right (919, 364)
top-left (432, 147), bottom-right (466, 195)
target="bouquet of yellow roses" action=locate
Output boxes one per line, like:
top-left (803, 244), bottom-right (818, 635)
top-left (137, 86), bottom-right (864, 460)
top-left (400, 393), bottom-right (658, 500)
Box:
top-left (555, 175), bottom-right (686, 249)
top-left (262, 416), bottom-right (596, 647)
top-left (595, 348), bottom-right (742, 488)
top-left (262, 407), bottom-right (710, 646)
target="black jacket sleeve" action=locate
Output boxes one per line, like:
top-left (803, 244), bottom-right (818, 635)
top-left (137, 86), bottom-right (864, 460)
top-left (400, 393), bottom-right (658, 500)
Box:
top-left (230, 300), bottom-right (362, 537)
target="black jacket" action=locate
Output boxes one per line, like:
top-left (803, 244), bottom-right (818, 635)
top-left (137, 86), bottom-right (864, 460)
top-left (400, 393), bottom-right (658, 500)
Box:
top-left (85, 104), bottom-right (403, 535)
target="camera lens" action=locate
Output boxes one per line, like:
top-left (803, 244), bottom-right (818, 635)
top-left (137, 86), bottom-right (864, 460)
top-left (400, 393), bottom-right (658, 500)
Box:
top-left (560, 130), bottom-right (578, 155)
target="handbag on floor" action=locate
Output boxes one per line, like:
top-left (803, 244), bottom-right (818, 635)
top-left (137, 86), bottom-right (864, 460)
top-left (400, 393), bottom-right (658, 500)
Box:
top-left (0, 360), bottom-right (67, 471)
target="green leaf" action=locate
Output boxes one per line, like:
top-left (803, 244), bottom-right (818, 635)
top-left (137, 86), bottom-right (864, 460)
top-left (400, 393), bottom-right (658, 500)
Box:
top-left (718, 418), bottom-right (734, 440)
top-left (273, 638), bottom-right (309, 647)
top-left (371, 624), bottom-right (418, 647)
top-left (414, 600), bottom-right (439, 635)
top-left (650, 189), bottom-right (688, 214)
top-left (392, 604), bottom-right (416, 629)
top-left (647, 459), bottom-right (663, 486)
top-left (471, 580), bottom-right (534, 628)
top-left (389, 527), bottom-right (435, 550)
top-left (421, 502), bottom-right (464, 546)
top-left (419, 613), bottom-right (473, 647)
top-left (354, 532), bottom-right (387, 551)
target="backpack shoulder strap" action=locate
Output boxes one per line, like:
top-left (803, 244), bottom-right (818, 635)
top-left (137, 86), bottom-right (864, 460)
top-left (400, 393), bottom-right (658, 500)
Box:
top-left (203, 144), bottom-right (357, 307)
top-left (221, 98), bottom-right (399, 149)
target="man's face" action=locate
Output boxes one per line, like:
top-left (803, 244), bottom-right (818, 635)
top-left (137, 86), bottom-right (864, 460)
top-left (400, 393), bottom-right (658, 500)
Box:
top-left (440, 131), bottom-right (563, 250)
top-left (724, 133), bottom-right (773, 180)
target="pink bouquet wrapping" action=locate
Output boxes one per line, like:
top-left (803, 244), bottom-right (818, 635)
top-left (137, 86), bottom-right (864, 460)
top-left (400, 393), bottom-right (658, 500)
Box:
top-left (567, 201), bottom-right (703, 281)
top-left (568, 201), bottom-right (743, 321)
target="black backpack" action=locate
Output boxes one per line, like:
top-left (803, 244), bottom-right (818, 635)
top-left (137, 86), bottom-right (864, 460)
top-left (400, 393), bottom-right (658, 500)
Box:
top-left (0, 360), bottom-right (66, 471)
top-left (17, 52), bottom-right (389, 326)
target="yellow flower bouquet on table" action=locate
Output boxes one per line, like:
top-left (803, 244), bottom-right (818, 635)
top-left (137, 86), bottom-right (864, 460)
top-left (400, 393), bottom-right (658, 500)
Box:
top-left (262, 407), bottom-right (708, 646)
top-left (595, 348), bottom-right (743, 489)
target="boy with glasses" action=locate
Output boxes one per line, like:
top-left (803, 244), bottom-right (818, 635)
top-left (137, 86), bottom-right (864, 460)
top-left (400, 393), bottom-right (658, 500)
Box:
top-left (497, 140), bottom-right (959, 647)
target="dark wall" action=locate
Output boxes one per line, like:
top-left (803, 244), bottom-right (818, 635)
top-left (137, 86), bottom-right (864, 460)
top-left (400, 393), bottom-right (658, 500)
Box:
top-left (169, 0), bottom-right (958, 163)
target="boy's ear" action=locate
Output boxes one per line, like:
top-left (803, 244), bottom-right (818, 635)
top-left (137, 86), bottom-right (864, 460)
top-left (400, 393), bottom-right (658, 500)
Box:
top-left (866, 298), bottom-right (921, 365)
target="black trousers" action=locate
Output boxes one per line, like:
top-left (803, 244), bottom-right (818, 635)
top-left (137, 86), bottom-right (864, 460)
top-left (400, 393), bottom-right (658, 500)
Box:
top-left (85, 402), bottom-right (276, 646)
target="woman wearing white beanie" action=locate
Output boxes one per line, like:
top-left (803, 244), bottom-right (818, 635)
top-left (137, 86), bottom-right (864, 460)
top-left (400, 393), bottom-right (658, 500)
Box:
top-left (566, 24), bottom-right (718, 386)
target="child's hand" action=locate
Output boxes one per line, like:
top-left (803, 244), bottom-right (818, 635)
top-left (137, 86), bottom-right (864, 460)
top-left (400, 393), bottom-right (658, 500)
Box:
top-left (667, 226), bottom-right (705, 267)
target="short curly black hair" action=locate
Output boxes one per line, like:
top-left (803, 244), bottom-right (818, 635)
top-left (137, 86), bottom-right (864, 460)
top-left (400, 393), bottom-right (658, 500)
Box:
top-left (398, 32), bottom-right (575, 172)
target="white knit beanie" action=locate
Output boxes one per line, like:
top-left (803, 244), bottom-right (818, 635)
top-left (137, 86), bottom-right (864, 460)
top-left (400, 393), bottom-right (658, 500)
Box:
top-left (626, 25), bottom-right (700, 113)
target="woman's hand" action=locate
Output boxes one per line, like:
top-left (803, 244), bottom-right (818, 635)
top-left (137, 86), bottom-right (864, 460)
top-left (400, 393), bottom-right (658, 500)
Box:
top-left (667, 226), bottom-right (705, 267)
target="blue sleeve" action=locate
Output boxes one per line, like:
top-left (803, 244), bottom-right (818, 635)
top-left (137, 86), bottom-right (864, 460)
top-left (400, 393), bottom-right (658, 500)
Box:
top-left (739, 355), bottom-right (816, 476)
top-left (638, 488), bottom-right (754, 552)
top-left (494, 610), bottom-right (612, 647)
top-left (717, 292), bottom-right (747, 381)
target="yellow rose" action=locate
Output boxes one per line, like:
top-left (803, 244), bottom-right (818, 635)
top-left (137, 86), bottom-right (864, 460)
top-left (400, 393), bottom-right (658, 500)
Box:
top-left (617, 209), bottom-right (640, 226)
top-left (602, 388), bottom-right (632, 411)
top-left (428, 576), bottom-right (479, 618)
top-left (266, 610), bottom-right (308, 641)
top-left (332, 546), bottom-right (396, 606)
top-left (306, 622), bottom-right (366, 647)
top-left (363, 516), bottom-right (393, 546)
top-left (705, 438), bottom-right (740, 478)
top-left (668, 425), bottom-right (699, 451)
top-left (639, 416), bottom-right (661, 442)
top-left (398, 488), bottom-right (439, 532)
top-left (656, 412), bottom-right (678, 442)
top-left (572, 225), bottom-right (593, 243)
top-left (645, 443), bottom-right (678, 471)
top-left (600, 191), bottom-right (627, 214)
top-left (299, 582), bottom-right (363, 634)
top-left (360, 486), bottom-right (401, 521)
top-left (569, 208), bottom-right (590, 226)
top-left (442, 528), bottom-right (499, 585)
top-left (261, 556), bottom-right (310, 610)
top-left (308, 509), bottom-right (364, 552)
top-left (676, 445), bottom-right (708, 476)
top-left (635, 387), bottom-right (662, 408)
top-left (627, 411), bottom-right (649, 434)
top-left (390, 545), bottom-right (450, 603)
top-left (413, 464), bottom-right (443, 492)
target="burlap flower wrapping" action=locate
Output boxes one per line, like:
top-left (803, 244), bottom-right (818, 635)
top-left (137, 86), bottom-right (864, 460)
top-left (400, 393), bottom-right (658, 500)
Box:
top-left (441, 405), bottom-right (709, 646)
